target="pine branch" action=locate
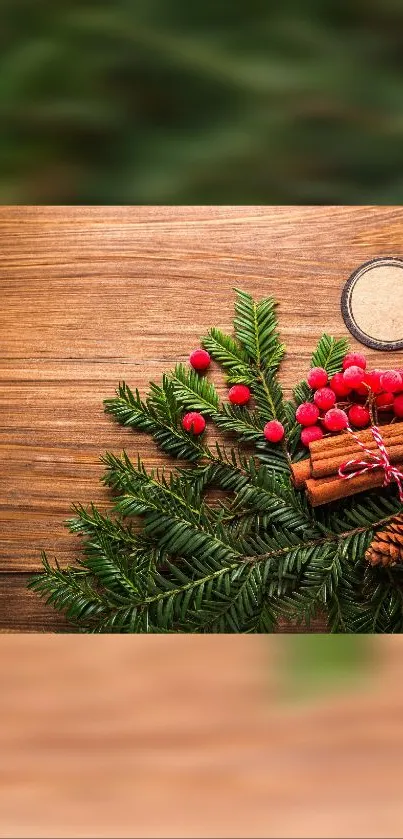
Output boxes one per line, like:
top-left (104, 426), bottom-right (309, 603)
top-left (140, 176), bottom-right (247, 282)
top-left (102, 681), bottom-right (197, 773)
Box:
top-left (67, 503), bottom-right (135, 544)
top-left (169, 363), bottom-right (220, 415)
top-left (248, 367), bottom-right (297, 467)
top-left (104, 382), bottom-right (155, 431)
top-left (230, 467), bottom-right (318, 535)
top-left (105, 378), bottom-right (205, 462)
top-left (311, 334), bottom-right (349, 374)
top-left (180, 448), bottom-right (254, 494)
top-left (252, 368), bottom-right (287, 423)
top-left (233, 289), bottom-right (285, 369)
top-left (102, 450), bottom-right (205, 521)
top-left (202, 327), bottom-right (252, 384)
top-left (189, 563), bottom-right (272, 633)
top-left (29, 553), bottom-right (111, 625)
top-left (212, 403), bottom-right (263, 442)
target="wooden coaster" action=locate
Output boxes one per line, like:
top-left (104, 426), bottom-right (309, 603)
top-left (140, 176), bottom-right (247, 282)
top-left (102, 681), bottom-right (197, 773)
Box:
top-left (341, 257), bottom-right (403, 351)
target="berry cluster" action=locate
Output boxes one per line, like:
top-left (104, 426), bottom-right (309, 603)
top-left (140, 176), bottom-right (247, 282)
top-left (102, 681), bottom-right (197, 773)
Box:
top-left (182, 346), bottom-right (403, 448)
top-left (297, 352), bottom-right (403, 447)
top-left (182, 348), bottom-right (284, 443)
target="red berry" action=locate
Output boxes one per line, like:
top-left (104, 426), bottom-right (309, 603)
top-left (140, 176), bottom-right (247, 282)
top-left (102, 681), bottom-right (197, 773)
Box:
top-left (354, 382), bottom-right (369, 396)
top-left (295, 402), bottom-right (320, 427)
top-left (323, 408), bottom-right (348, 432)
top-left (182, 412), bottom-right (206, 434)
top-left (307, 366), bottom-right (328, 389)
top-left (300, 425), bottom-right (324, 447)
top-left (342, 352), bottom-right (367, 370)
top-left (394, 394), bottom-right (403, 418)
top-left (314, 387), bottom-right (336, 411)
top-left (228, 384), bottom-right (251, 405)
top-left (362, 370), bottom-right (382, 395)
top-left (189, 349), bottom-right (211, 371)
top-left (263, 420), bottom-right (285, 443)
top-left (330, 372), bottom-right (351, 398)
top-left (376, 391), bottom-right (394, 409)
top-left (380, 370), bottom-right (403, 393)
top-left (343, 365), bottom-right (365, 388)
top-left (348, 404), bottom-right (370, 428)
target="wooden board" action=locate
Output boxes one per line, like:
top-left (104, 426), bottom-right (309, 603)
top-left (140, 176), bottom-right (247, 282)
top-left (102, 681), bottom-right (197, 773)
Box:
top-left (2, 205), bottom-right (403, 631)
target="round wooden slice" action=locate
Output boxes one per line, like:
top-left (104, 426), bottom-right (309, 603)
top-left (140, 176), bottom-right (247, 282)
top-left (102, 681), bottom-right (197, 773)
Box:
top-left (341, 257), bottom-right (403, 351)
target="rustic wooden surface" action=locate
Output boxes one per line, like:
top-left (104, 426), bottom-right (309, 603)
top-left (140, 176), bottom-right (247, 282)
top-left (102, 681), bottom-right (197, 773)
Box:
top-left (2, 205), bottom-right (403, 632)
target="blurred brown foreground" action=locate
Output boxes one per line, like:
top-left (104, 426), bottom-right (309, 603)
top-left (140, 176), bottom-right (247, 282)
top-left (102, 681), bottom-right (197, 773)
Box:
top-left (0, 635), bottom-right (402, 838)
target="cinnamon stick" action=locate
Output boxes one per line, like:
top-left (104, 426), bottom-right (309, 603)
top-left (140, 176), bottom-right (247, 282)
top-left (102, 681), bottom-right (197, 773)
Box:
top-left (306, 469), bottom-right (388, 506)
top-left (311, 442), bottom-right (403, 478)
top-left (290, 422), bottom-right (403, 502)
top-left (309, 421), bottom-right (403, 459)
top-left (290, 459), bottom-right (311, 488)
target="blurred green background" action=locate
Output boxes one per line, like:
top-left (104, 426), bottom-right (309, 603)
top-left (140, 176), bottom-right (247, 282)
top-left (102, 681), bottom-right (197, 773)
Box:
top-left (2, 0), bottom-right (403, 203)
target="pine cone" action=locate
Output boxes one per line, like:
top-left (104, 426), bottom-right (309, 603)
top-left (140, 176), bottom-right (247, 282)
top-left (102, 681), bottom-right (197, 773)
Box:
top-left (366, 514), bottom-right (403, 566)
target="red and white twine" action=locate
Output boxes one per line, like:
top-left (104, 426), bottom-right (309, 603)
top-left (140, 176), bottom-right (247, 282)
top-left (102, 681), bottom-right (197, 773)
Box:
top-left (338, 425), bottom-right (403, 502)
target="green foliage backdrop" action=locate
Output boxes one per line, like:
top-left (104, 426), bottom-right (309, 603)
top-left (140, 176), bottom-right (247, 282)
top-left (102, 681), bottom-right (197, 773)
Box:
top-left (2, 1), bottom-right (403, 203)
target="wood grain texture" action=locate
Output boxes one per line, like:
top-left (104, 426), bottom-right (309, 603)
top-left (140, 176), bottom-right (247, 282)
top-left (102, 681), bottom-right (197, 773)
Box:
top-left (2, 205), bottom-right (403, 631)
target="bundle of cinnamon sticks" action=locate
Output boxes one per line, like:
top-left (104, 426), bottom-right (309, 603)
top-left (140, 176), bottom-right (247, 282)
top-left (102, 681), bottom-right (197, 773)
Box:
top-left (291, 422), bottom-right (403, 506)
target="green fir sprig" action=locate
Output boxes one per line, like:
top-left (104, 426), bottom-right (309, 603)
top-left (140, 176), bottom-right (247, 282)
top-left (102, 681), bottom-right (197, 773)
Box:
top-left (30, 290), bottom-right (403, 632)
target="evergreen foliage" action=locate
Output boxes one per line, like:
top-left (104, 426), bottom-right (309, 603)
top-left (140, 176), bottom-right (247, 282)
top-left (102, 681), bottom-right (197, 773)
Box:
top-left (31, 290), bottom-right (403, 632)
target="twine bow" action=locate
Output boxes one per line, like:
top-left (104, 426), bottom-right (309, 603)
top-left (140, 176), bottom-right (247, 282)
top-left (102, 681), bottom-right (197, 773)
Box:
top-left (338, 425), bottom-right (403, 501)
